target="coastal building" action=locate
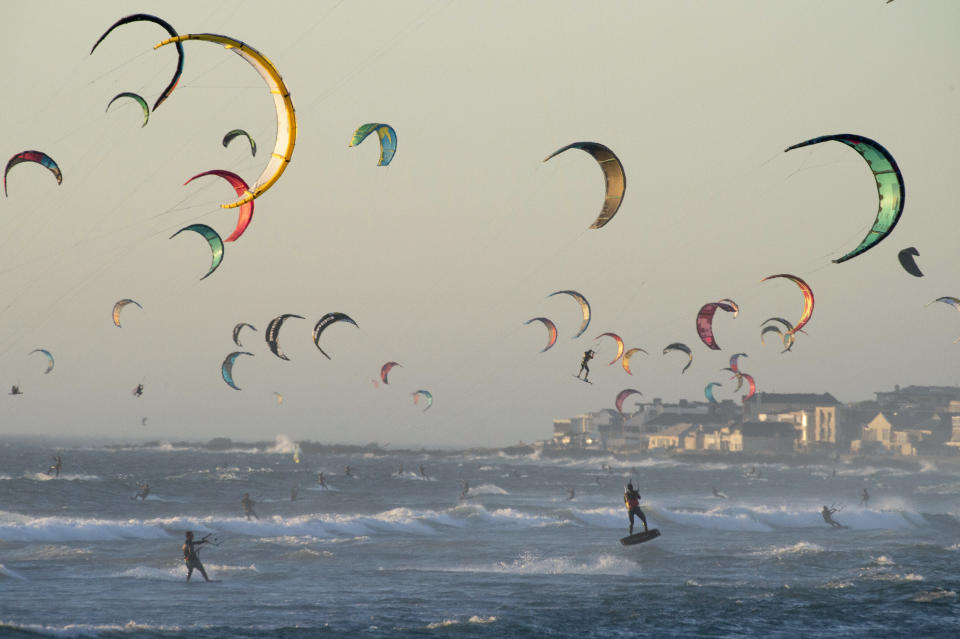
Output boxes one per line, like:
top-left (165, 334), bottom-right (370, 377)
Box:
top-left (739, 421), bottom-right (797, 454)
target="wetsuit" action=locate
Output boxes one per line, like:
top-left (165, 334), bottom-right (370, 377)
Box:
top-left (578, 350), bottom-right (595, 380)
top-left (821, 507), bottom-right (843, 528)
top-left (624, 487), bottom-right (648, 534)
top-left (241, 494), bottom-right (259, 520)
top-left (183, 536), bottom-right (210, 582)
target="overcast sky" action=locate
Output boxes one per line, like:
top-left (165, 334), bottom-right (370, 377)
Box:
top-left (0, 1), bottom-right (957, 447)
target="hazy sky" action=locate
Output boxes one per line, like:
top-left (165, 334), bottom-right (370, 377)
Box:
top-left (0, 1), bottom-right (958, 447)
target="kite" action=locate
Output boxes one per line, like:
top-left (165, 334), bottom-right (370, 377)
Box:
top-left (543, 142), bottom-right (625, 229)
top-left (761, 274), bottom-right (814, 349)
top-left (112, 299), bottom-right (142, 327)
top-left (221, 351), bottom-right (253, 390)
top-left (170, 224), bottom-right (224, 280)
top-left (740, 373), bottom-right (757, 401)
top-left (524, 317), bottom-right (558, 352)
top-left (106, 92), bottom-right (150, 127)
top-left (156, 33), bottom-right (296, 208)
top-left (232, 322), bottom-right (257, 347)
top-left (222, 129), bottom-right (257, 156)
top-left (4, 151), bottom-right (62, 196)
top-left (696, 301), bottom-right (737, 350)
top-left (349, 123), bottom-right (397, 166)
top-left (412, 389), bottom-right (433, 412)
top-left (718, 298), bottom-right (739, 318)
top-left (30, 349), bottom-right (54, 374)
top-left (704, 382), bottom-right (721, 404)
top-left (785, 134), bottom-right (903, 264)
top-left (91, 13), bottom-right (184, 111)
top-left (621, 347), bottom-right (648, 375)
top-left (595, 332), bottom-right (624, 364)
top-left (265, 314), bottom-right (304, 361)
top-left (548, 290), bottom-right (591, 338)
top-left (312, 312), bottom-right (358, 359)
top-left (615, 388), bottom-right (642, 415)
top-left (663, 342), bottom-right (693, 374)
top-left (183, 170), bottom-right (254, 242)
top-left (928, 297), bottom-right (960, 342)
top-left (274, 392), bottom-right (284, 405)
top-left (380, 361), bottom-right (401, 384)
top-left (728, 352), bottom-right (748, 374)
top-left (897, 247), bottom-right (923, 277)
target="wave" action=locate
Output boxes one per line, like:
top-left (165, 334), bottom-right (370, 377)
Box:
top-left (109, 563), bottom-right (257, 582)
top-left (0, 620), bottom-right (188, 636)
top-left (424, 616), bottom-right (497, 629)
top-left (0, 564), bottom-right (26, 580)
top-left (431, 551), bottom-right (639, 576)
top-left (21, 472), bottom-right (101, 482)
top-left (750, 541), bottom-right (824, 559)
top-left (468, 484), bottom-right (508, 496)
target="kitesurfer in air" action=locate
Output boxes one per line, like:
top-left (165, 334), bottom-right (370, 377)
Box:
top-left (577, 349), bottom-right (596, 382)
top-left (624, 482), bottom-right (648, 535)
top-left (821, 505), bottom-right (845, 528)
top-left (47, 455), bottom-right (62, 477)
top-left (182, 531), bottom-right (211, 582)
top-left (132, 383), bottom-right (144, 397)
top-left (241, 493), bottom-right (259, 520)
top-left (10, 384), bottom-right (22, 395)
top-left (134, 481), bottom-right (150, 501)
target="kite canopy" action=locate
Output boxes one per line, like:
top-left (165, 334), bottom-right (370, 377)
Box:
top-left (621, 347), bottom-right (647, 375)
top-left (112, 299), bottom-right (142, 327)
top-left (156, 33), bottom-right (296, 208)
top-left (380, 361), bottom-right (401, 384)
top-left (696, 301), bottom-right (737, 350)
top-left (91, 14), bottom-right (184, 111)
top-left (221, 351), bottom-right (253, 390)
top-left (350, 123), bottom-right (397, 166)
top-left (524, 317), bottom-right (558, 352)
top-left (265, 314), bottom-right (304, 361)
top-left (897, 247), bottom-right (923, 277)
top-left (106, 92), bottom-right (150, 127)
top-left (544, 142), bottom-right (625, 229)
top-left (232, 322), bottom-right (257, 347)
top-left (548, 290), bottom-right (591, 338)
top-left (704, 382), bottom-right (721, 404)
top-left (412, 390), bottom-right (433, 412)
top-left (615, 388), bottom-right (642, 415)
top-left (170, 224), bottom-right (224, 280)
top-left (30, 349), bottom-right (55, 374)
top-left (183, 170), bottom-right (254, 242)
top-left (312, 312), bottom-right (358, 359)
top-left (785, 134), bottom-right (903, 264)
top-left (595, 332), bottom-right (624, 365)
top-left (761, 274), bottom-right (814, 347)
top-left (740, 373), bottom-right (757, 401)
top-left (4, 151), bottom-right (62, 196)
top-left (663, 342), bottom-right (693, 374)
top-left (223, 129), bottom-right (257, 156)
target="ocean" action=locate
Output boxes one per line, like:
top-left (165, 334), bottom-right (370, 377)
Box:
top-left (1, 437), bottom-right (958, 638)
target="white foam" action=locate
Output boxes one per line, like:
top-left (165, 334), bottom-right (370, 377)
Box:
top-left (469, 484), bottom-right (509, 496)
top-left (751, 542), bottom-right (824, 559)
top-left (0, 620), bottom-right (187, 637)
top-left (433, 551), bottom-right (639, 576)
top-left (0, 564), bottom-right (26, 580)
top-left (22, 472), bottom-right (101, 482)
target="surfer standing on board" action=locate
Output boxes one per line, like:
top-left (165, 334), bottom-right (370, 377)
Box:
top-left (182, 531), bottom-right (211, 582)
top-left (576, 349), bottom-right (596, 382)
top-left (624, 482), bottom-right (648, 535)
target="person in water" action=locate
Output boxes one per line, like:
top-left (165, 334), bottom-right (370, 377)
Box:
top-left (241, 493), bottom-right (259, 520)
top-left (821, 505), bottom-right (844, 528)
top-left (134, 481), bottom-right (150, 501)
top-left (47, 455), bottom-right (62, 477)
top-left (576, 349), bottom-right (596, 382)
top-left (860, 488), bottom-right (870, 506)
top-left (132, 383), bottom-right (144, 397)
top-left (182, 531), bottom-right (211, 582)
top-left (624, 482), bottom-right (648, 535)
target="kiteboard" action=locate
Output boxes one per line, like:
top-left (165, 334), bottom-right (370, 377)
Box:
top-left (619, 528), bottom-right (660, 546)
top-left (572, 376), bottom-right (593, 384)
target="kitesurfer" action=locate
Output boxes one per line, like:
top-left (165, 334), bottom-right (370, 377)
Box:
top-left (344, 465), bottom-right (353, 477)
top-left (290, 486), bottom-right (298, 501)
top-left (317, 472), bottom-right (328, 489)
top-left (241, 493), bottom-right (259, 520)
top-left (577, 349), bottom-right (596, 382)
top-left (459, 480), bottom-right (470, 500)
top-left (182, 531), bottom-right (211, 582)
top-left (10, 384), bottom-right (22, 395)
top-left (132, 383), bottom-right (144, 397)
top-left (860, 488), bottom-right (870, 506)
top-left (624, 482), bottom-right (648, 535)
top-left (712, 486), bottom-right (726, 499)
top-left (419, 464), bottom-right (427, 479)
top-left (47, 455), bottom-right (62, 477)
top-left (821, 505), bottom-right (844, 528)
top-left (567, 487), bottom-right (575, 500)
top-left (134, 481), bottom-right (150, 501)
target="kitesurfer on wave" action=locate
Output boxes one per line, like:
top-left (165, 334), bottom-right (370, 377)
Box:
top-left (182, 531), bottom-right (211, 582)
top-left (47, 455), bottom-right (62, 477)
top-left (624, 482), bottom-right (648, 535)
top-left (241, 493), bottom-right (259, 520)
top-left (577, 349), bottom-right (596, 382)
top-left (134, 481), bottom-right (150, 501)
top-left (821, 505), bottom-right (845, 528)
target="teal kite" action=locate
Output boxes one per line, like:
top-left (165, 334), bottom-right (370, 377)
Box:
top-left (170, 224), bottom-right (224, 279)
top-left (350, 123), bottom-right (397, 166)
top-left (106, 92), bottom-right (150, 127)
